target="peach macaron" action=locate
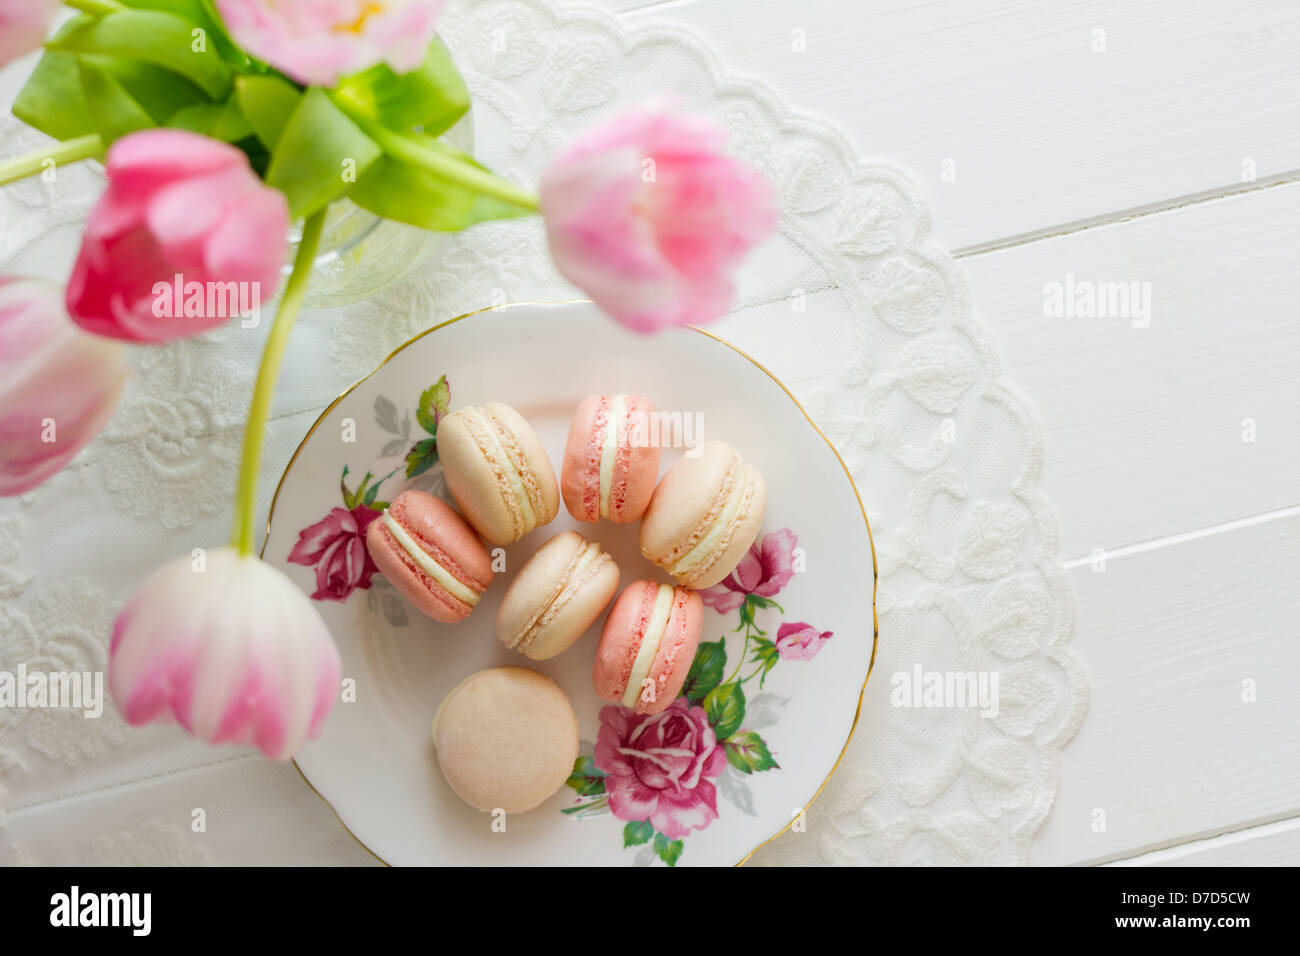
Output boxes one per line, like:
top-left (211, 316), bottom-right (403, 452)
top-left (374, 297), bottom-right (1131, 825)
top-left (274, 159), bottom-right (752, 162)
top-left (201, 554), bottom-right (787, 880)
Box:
top-left (365, 490), bottom-right (493, 624)
top-left (495, 531), bottom-right (619, 660)
top-left (433, 667), bottom-right (579, 813)
top-left (561, 393), bottom-right (661, 523)
top-left (593, 580), bottom-right (703, 715)
top-left (640, 440), bottom-right (766, 589)
top-left (437, 402), bottom-right (560, 545)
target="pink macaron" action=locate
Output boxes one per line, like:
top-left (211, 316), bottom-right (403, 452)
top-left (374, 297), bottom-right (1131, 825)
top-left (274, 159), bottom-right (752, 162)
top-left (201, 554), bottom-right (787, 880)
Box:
top-left (593, 580), bottom-right (703, 715)
top-left (561, 393), bottom-right (661, 524)
top-left (365, 490), bottom-right (493, 624)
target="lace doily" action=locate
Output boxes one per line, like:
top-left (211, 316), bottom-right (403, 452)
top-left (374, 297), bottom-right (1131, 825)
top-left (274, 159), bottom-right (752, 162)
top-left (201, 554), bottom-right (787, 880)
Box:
top-left (0, 0), bottom-right (1086, 865)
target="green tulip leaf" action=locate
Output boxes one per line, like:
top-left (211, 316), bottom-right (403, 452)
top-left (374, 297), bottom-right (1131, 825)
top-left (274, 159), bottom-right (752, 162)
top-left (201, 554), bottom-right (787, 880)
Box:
top-left (98, 56), bottom-right (208, 121)
top-left (235, 75), bottom-right (302, 151)
top-left (49, 10), bottom-right (233, 100)
top-left (78, 59), bottom-right (154, 146)
top-left (169, 100), bottom-right (254, 143)
top-left (13, 47), bottom-right (207, 142)
top-left (12, 51), bottom-right (97, 141)
top-left (119, 0), bottom-right (248, 66)
top-left (349, 140), bottom-right (534, 231)
top-left (334, 37), bottom-right (470, 135)
top-left (266, 88), bottom-right (382, 219)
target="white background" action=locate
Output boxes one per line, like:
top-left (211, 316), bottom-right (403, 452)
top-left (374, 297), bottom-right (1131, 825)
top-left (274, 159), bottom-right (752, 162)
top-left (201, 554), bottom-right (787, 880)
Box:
top-left (604, 0), bottom-right (1300, 866)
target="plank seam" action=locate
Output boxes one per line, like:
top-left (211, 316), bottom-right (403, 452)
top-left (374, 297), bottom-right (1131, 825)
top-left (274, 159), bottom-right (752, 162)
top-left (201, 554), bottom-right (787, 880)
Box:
top-left (1061, 506), bottom-right (1300, 569)
top-left (1099, 812), bottom-right (1300, 867)
top-left (955, 173), bottom-right (1300, 259)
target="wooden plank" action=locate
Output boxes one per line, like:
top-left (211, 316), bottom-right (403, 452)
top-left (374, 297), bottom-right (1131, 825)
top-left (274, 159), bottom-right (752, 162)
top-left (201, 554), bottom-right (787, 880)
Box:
top-left (961, 182), bottom-right (1300, 560)
top-left (1031, 512), bottom-right (1300, 865)
top-left (1108, 815), bottom-right (1300, 866)
top-left (616, 0), bottom-right (1300, 249)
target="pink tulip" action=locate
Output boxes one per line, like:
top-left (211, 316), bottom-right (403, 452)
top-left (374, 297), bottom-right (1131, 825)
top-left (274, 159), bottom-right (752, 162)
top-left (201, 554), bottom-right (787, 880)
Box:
top-left (540, 101), bottom-right (776, 333)
top-left (0, 0), bottom-right (58, 67)
top-left (215, 0), bottom-right (445, 87)
top-left (0, 277), bottom-right (128, 496)
top-left (110, 547), bottom-right (342, 760)
top-left (66, 129), bottom-right (289, 343)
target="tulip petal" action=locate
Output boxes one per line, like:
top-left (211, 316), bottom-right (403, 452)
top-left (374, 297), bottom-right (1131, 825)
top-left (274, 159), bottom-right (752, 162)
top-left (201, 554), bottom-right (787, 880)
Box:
top-left (204, 187), bottom-right (289, 290)
top-left (108, 549), bottom-right (342, 760)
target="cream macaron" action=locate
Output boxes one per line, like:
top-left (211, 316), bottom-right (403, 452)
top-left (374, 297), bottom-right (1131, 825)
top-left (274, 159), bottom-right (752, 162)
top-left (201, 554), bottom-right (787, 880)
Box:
top-left (437, 402), bottom-right (560, 545)
top-left (495, 531), bottom-right (619, 660)
top-left (640, 440), bottom-right (767, 589)
top-left (432, 667), bottom-right (579, 814)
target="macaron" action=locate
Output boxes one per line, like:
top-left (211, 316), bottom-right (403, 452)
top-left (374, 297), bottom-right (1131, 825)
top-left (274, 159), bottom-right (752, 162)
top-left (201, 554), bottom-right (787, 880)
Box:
top-left (639, 440), bottom-right (767, 589)
top-left (437, 402), bottom-right (560, 545)
top-left (433, 667), bottom-right (579, 814)
top-left (495, 531), bottom-right (620, 660)
top-left (561, 393), bottom-right (661, 523)
top-left (365, 490), bottom-right (493, 623)
top-left (593, 581), bottom-right (703, 715)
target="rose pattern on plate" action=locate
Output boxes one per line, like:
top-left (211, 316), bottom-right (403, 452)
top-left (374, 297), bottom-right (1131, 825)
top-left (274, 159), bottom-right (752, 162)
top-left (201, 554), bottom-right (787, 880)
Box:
top-left (288, 375), bottom-right (452, 605)
top-left (562, 529), bottom-right (831, 866)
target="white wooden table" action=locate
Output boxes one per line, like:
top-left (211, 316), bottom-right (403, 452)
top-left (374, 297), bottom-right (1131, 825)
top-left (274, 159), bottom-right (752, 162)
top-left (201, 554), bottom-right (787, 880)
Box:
top-left (602, 0), bottom-right (1300, 866)
top-left (2, 0), bottom-right (1294, 868)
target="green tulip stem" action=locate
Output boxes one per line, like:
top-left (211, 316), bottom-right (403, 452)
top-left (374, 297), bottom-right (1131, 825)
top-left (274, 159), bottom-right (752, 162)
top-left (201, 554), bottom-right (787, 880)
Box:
top-left (64, 0), bottom-right (125, 14)
top-left (231, 209), bottom-right (326, 556)
top-left (331, 97), bottom-right (539, 213)
top-left (381, 130), bottom-right (540, 212)
top-left (0, 134), bottom-right (103, 188)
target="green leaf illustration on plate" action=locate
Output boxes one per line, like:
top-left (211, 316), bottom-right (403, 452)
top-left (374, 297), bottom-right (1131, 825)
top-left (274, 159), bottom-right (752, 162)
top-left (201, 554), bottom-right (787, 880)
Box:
top-left (748, 636), bottom-right (781, 688)
top-left (623, 820), bottom-right (654, 848)
top-left (415, 375), bottom-right (450, 436)
top-left (703, 681), bottom-right (746, 741)
top-left (724, 731), bottom-right (780, 774)
top-left (565, 755), bottom-right (607, 798)
top-left (653, 832), bottom-right (684, 867)
top-left (404, 437), bottom-right (438, 478)
top-left (681, 639), bottom-right (726, 702)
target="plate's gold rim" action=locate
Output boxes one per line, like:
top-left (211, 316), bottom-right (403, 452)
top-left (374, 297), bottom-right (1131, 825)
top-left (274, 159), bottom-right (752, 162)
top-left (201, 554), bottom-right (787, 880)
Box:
top-left (262, 301), bottom-right (878, 868)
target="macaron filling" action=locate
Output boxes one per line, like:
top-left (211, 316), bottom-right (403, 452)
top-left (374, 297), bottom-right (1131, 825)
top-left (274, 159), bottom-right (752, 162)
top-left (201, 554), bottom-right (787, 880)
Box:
top-left (670, 464), bottom-right (750, 578)
top-left (382, 510), bottom-right (481, 607)
top-left (462, 406), bottom-right (538, 530)
top-left (598, 393), bottom-right (627, 519)
top-left (622, 584), bottom-right (675, 708)
top-left (511, 541), bottom-right (608, 652)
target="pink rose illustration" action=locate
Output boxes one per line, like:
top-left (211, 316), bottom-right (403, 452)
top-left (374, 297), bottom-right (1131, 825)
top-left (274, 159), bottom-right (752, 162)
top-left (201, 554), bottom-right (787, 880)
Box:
top-left (594, 699), bottom-right (728, 840)
top-left (775, 621), bottom-right (832, 661)
top-left (288, 505), bottom-right (381, 602)
top-left (699, 528), bottom-right (797, 613)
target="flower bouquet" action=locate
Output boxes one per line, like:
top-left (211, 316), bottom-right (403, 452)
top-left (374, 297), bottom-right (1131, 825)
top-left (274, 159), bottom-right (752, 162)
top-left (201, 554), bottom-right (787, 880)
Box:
top-left (0, 1), bottom-right (774, 758)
